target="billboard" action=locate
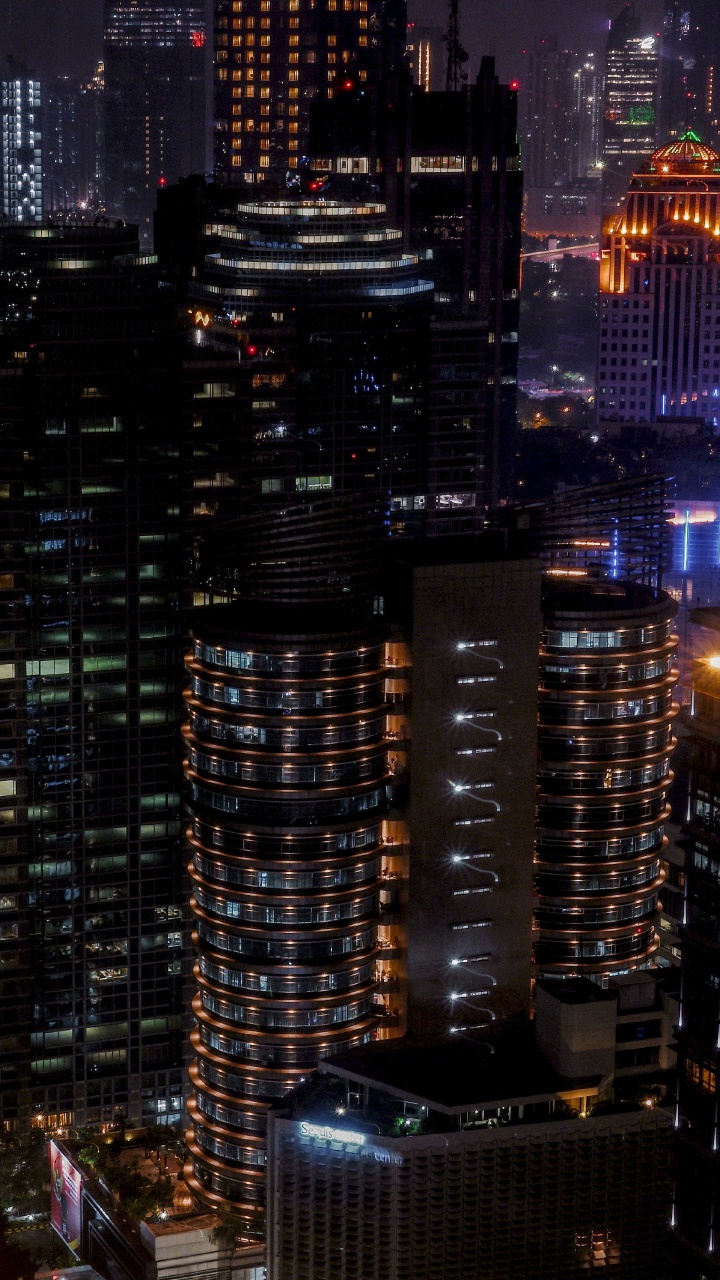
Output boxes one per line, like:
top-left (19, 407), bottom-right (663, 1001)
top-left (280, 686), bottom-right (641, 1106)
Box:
top-left (49, 1141), bottom-right (83, 1253)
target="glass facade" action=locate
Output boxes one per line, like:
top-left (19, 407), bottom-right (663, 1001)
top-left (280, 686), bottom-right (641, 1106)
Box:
top-left (0, 223), bottom-right (186, 1132)
top-left (184, 606), bottom-right (394, 1234)
top-left (535, 578), bottom-right (678, 979)
top-left (674, 650), bottom-right (720, 1275)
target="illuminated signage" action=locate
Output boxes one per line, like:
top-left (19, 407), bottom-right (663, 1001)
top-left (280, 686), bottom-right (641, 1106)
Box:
top-left (49, 1141), bottom-right (83, 1254)
top-left (299, 1122), bottom-right (366, 1145)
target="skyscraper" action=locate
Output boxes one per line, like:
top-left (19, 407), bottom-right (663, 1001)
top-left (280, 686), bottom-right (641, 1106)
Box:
top-left (673, 620), bottom-right (720, 1277)
top-left (174, 192), bottom-right (435, 537)
top-left (522, 38), bottom-right (576, 190)
top-left (213, 0), bottom-right (406, 183)
top-left (1, 66), bottom-right (42, 223)
top-left (309, 58), bottom-right (523, 513)
top-left (183, 519), bottom-right (543, 1230)
top-left (662, 1), bottom-right (720, 149)
top-left (104, 1), bottom-right (207, 242)
top-left (602, 5), bottom-right (660, 217)
top-left (44, 66), bottom-right (105, 214)
top-left (0, 222), bottom-right (186, 1134)
top-left (535, 576), bottom-right (678, 980)
top-left (597, 131), bottom-right (720, 425)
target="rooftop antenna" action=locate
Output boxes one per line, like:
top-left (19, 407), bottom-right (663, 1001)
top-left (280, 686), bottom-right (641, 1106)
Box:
top-left (445, 0), bottom-right (469, 93)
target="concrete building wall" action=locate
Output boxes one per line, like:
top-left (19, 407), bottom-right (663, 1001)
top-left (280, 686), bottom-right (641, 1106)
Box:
top-left (405, 557), bottom-right (542, 1034)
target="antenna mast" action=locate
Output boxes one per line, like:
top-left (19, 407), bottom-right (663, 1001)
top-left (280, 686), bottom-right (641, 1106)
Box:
top-left (445, 0), bottom-right (468, 93)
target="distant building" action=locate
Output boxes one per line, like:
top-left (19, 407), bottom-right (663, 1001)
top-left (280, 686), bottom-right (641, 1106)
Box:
top-left (104, 1), bottom-right (206, 243)
top-left (602, 6), bottom-right (660, 217)
top-left (406, 23), bottom-right (442, 93)
top-left (1, 67), bottom-right (42, 222)
top-left (212, 0), bottom-right (406, 184)
top-left (44, 65), bottom-right (105, 213)
top-left (597, 131), bottom-right (720, 426)
top-left (522, 38), bottom-right (576, 190)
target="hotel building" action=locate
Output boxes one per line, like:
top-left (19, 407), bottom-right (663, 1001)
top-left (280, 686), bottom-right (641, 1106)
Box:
top-left (597, 131), bottom-right (720, 426)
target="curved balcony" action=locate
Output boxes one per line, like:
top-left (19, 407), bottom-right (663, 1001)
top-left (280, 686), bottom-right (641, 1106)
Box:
top-left (186, 607), bottom-right (387, 1233)
top-left (535, 580), bottom-right (677, 979)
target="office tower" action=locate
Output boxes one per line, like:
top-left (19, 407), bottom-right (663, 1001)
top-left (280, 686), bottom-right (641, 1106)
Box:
top-left (104, 1), bottom-right (207, 243)
top-left (572, 51), bottom-right (603, 179)
top-left (184, 520), bottom-right (542, 1226)
top-left (44, 67), bottom-right (105, 214)
top-left (535, 576), bottom-right (678, 980)
top-left (405, 23), bottom-right (442, 94)
top-left (522, 39), bottom-right (577, 190)
top-left (1, 66), bottom-right (42, 223)
top-left (521, 45), bottom-right (603, 238)
top-left (663, 2), bottom-right (720, 149)
top-left (0, 222), bottom-right (186, 1134)
top-left (179, 193), bottom-right (435, 537)
top-left (673, 619), bottom-right (720, 1276)
top-left (309, 58), bottom-right (523, 512)
top-left (266, 984), bottom-right (675, 1280)
top-left (602, 5), bottom-right (660, 217)
top-left (597, 133), bottom-right (720, 426)
top-left (213, 0), bottom-right (406, 183)
top-left (404, 545), bottom-right (541, 1036)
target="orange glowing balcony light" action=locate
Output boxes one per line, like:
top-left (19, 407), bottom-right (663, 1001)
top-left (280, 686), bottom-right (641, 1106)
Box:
top-left (707, 655), bottom-right (720, 669)
top-left (546, 569), bottom-right (588, 578)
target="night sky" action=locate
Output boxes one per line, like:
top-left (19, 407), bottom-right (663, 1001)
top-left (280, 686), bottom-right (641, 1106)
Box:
top-left (0, 0), bottom-right (664, 84)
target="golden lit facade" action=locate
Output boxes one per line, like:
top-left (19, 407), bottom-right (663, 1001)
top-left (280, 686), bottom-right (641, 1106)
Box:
top-left (213, 0), bottom-right (405, 181)
top-left (183, 606), bottom-right (407, 1230)
top-left (535, 578), bottom-right (678, 980)
top-left (598, 132), bottom-right (720, 424)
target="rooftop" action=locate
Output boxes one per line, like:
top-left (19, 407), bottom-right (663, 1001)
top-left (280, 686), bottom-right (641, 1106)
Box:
top-left (646, 130), bottom-right (720, 174)
top-left (315, 1025), bottom-right (602, 1114)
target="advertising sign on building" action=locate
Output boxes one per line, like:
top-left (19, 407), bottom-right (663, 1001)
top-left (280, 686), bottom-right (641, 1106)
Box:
top-left (49, 1141), bottom-right (83, 1253)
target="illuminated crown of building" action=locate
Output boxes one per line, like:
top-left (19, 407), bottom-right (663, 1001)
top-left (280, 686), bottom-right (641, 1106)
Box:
top-left (644, 130), bottom-right (720, 175)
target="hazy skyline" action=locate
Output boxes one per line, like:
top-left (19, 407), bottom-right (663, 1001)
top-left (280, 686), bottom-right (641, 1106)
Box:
top-left (0, 0), bottom-right (665, 84)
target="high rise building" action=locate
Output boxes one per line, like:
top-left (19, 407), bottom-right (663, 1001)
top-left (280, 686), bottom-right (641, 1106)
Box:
top-left (673, 617), bottom-right (720, 1276)
top-left (662, 2), bottom-right (720, 149)
top-left (403, 545), bottom-right (541, 1036)
top-left (166, 192), bottom-right (438, 538)
top-left (572, 51), bottom-right (603, 179)
top-left (183, 519), bottom-right (542, 1228)
top-left (535, 576), bottom-right (678, 980)
top-left (44, 66), bottom-right (105, 214)
top-left (104, 1), bottom-right (207, 243)
top-left (602, 5), bottom-right (660, 217)
top-left (405, 23), bottom-right (442, 94)
top-left (308, 59), bottom-right (523, 511)
top-left (597, 132), bottom-right (720, 426)
top-left (0, 222), bottom-right (186, 1134)
top-left (1, 66), bottom-right (42, 223)
top-left (521, 38), bottom-right (577, 190)
top-left (212, 0), bottom-right (406, 183)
